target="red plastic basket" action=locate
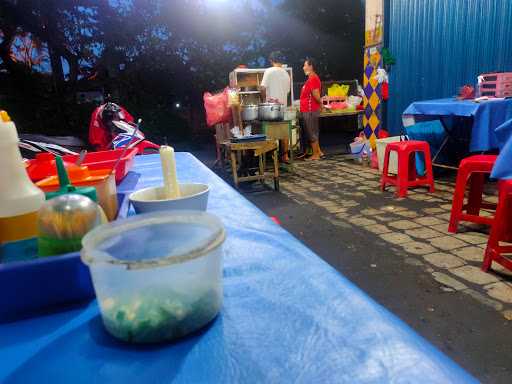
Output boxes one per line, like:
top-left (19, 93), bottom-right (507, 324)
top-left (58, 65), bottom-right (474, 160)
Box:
top-left (26, 148), bottom-right (138, 184)
top-left (63, 148), bottom-right (138, 184)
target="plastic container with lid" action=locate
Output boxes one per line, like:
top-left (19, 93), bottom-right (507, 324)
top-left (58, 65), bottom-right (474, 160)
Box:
top-left (0, 111), bottom-right (45, 262)
top-left (81, 211), bottom-right (225, 343)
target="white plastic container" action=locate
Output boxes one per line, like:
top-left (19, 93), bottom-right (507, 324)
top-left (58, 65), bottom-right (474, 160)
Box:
top-left (291, 127), bottom-right (298, 147)
top-left (350, 141), bottom-right (368, 158)
top-left (129, 183), bottom-right (209, 214)
top-left (0, 112), bottom-right (45, 250)
top-left (81, 211), bottom-right (225, 343)
top-left (376, 136), bottom-right (406, 174)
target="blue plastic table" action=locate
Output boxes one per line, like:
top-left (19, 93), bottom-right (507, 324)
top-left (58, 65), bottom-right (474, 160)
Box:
top-left (0, 153), bottom-right (477, 383)
top-left (491, 118), bottom-right (512, 180)
top-left (403, 98), bottom-right (512, 152)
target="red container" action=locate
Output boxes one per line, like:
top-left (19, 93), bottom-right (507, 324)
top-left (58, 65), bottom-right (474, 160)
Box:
top-left (63, 148), bottom-right (138, 184)
top-left (25, 153), bottom-right (75, 182)
top-left (26, 148), bottom-right (138, 184)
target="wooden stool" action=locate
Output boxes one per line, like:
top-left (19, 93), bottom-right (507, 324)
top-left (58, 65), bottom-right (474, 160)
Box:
top-left (224, 140), bottom-right (280, 191)
top-left (261, 121), bottom-right (294, 168)
top-left (448, 155), bottom-right (498, 233)
top-left (213, 123), bottom-right (232, 168)
top-left (380, 140), bottom-right (434, 198)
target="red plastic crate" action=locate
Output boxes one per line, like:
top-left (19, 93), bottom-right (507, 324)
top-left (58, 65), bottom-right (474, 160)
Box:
top-left (481, 72), bottom-right (512, 82)
top-left (479, 72), bottom-right (512, 97)
top-left (63, 148), bottom-right (138, 184)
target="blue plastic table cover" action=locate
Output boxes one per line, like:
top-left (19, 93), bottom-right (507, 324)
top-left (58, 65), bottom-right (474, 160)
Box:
top-left (403, 98), bottom-right (512, 152)
top-left (491, 118), bottom-right (512, 180)
top-left (0, 153), bottom-right (477, 384)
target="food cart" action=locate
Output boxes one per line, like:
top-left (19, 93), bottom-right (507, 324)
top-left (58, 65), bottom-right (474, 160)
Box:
top-left (216, 67), bottom-right (299, 185)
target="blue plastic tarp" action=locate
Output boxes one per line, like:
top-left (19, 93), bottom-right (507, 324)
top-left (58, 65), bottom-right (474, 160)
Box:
top-left (0, 153), bottom-right (478, 383)
top-left (491, 118), bottom-right (512, 180)
top-left (403, 98), bottom-right (512, 152)
top-left (406, 120), bottom-right (447, 176)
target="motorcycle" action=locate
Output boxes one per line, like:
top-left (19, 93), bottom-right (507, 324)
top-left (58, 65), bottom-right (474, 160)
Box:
top-left (19, 102), bottom-right (159, 159)
top-left (89, 102), bottom-right (159, 154)
top-left (19, 134), bottom-right (85, 159)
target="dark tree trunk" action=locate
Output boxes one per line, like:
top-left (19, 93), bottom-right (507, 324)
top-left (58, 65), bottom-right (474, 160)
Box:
top-left (0, 26), bottom-right (17, 73)
top-left (48, 44), bottom-right (65, 85)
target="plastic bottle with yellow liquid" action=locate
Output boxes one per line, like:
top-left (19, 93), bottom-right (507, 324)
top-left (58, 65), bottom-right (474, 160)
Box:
top-left (0, 110), bottom-right (45, 262)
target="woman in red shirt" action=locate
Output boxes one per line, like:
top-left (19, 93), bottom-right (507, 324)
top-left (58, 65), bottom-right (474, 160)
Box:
top-left (300, 58), bottom-right (323, 160)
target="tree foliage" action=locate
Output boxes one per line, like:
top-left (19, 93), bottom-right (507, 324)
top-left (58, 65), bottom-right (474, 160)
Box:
top-left (0, 0), bottom-right (363, 140)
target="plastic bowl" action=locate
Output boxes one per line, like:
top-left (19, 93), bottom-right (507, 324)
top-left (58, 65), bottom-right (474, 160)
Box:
top-left (81, 211), bottom-right (225, 343)
top-left (129, 183), bottom-right (209, 214)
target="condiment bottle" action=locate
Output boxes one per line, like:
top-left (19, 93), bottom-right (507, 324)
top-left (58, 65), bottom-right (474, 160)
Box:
top-left (0, 111), bottom-right (45, 262)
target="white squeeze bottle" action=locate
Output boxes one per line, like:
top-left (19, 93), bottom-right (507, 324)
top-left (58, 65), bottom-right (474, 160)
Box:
top-left (0, 110), bottom-right (45, 260)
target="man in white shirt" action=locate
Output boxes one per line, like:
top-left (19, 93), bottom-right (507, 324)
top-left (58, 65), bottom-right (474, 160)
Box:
top-left (260, 51), bottom-right (291, 162)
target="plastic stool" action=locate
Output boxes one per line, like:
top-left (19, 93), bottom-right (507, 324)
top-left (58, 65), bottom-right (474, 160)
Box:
top-left (448, 155), bottom-right (498, 233)
top-left (482, 180), bottom-right (512, 272)
top-left (380, 140), bottom-right (434, 198)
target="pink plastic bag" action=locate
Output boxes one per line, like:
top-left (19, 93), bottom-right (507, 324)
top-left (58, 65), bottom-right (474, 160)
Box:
top-left (203, 88), bottom-right (231, 127)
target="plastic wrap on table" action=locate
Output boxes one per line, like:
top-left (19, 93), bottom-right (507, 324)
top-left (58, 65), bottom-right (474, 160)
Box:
top-left (403, 98), bottom-right (512, 152)
top-left (406, 120), bottom-right (446, 176)
top-left (0, 153), bottom-right (477, 384)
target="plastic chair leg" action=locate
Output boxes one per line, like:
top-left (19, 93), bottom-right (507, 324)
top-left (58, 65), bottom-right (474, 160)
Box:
top-left (483, 184), bottom-right (509, 271)
top-left (407, 151), bottom-right (417, 181)
top-left (381, 148), bottom-right (391, 191)
top-left (448, 166), bottom-right (471, 233)
top-left (422, 145), bottom-right (435, 192)
top-left (467, 173), bottom-right (485, 215)
top-left (397, 151), bottom-right (410, 198)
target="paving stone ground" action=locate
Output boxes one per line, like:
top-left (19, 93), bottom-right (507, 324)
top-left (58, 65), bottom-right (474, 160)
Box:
top-left (277, 157), bottom-right (512, 314)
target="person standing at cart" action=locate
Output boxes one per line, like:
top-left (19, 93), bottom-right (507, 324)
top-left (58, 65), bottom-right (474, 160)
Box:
top-left (260, 51), bottom-right (291, 162)
top-left (300, 57), bottom-right (324, 161)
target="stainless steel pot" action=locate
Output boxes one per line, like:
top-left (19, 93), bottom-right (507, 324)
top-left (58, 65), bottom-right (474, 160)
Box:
top-left (241, 104), bottom-right (259, 121)
top-left (258, 103), bottom-right (284, 121)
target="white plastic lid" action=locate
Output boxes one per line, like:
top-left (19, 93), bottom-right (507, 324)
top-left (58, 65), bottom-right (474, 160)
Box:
top-left (81, 211), bottom-right (225, 269)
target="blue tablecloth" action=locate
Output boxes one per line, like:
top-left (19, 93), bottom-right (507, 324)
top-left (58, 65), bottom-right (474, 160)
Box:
top-left (0, 153), bottom-right (477, 383)
top-left (403, 98), bottom-right (512, 152)
top-left (491, 118), bottom-right (512, 180)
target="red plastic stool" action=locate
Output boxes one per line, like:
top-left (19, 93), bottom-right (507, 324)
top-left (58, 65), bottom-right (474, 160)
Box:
top-left (380, 140), bottom-right (435, 198)
top-left (448, 155), bottom-right (498, 233)
top-left (482, 180), bottom-right (512, 272)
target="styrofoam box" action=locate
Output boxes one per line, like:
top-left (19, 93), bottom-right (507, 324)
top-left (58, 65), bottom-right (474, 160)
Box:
top-left (376, 136), bottom-right (407, 174)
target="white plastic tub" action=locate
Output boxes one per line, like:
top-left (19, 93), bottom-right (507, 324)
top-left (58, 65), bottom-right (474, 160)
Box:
top-left (129, 183), bottom-right (209, 214)
top-left (81, 211), bottom-right (225, 343)
top-left (376, 136), bottom-right (407, 174)
top-left (350, 141), bottom-right (368, 158)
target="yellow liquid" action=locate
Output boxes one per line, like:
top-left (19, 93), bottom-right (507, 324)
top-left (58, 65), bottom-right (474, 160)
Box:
top-left (0, 211), bottom-right (39, 243)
